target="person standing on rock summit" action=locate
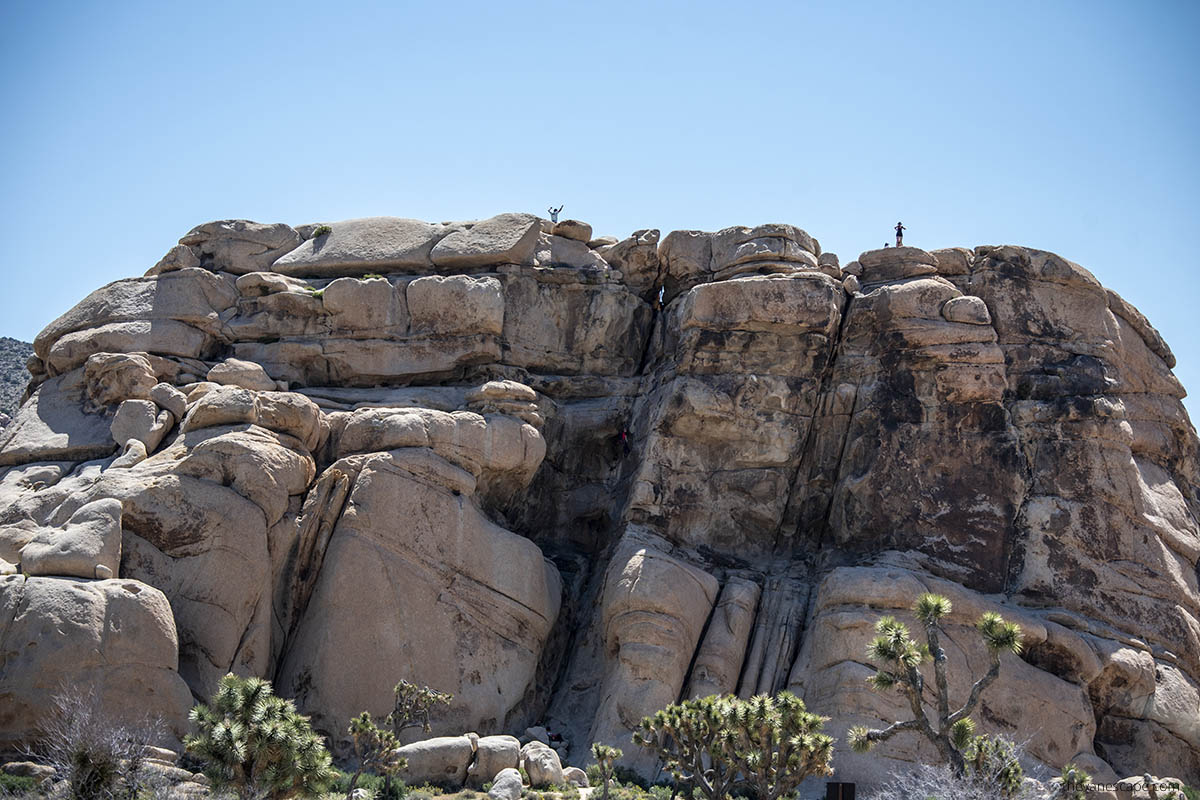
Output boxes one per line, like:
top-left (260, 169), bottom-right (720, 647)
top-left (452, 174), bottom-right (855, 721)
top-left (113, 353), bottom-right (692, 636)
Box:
top-left (548, 205), bottom-right (563, 223)
top-left (895, 221), bottom-right (906, 247)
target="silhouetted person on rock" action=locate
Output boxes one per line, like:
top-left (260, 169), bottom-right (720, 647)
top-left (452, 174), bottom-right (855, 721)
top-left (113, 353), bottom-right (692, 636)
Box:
top-left (548, 205), bottom-right (563, 223)
top-left (895, 221), bottom-right (906, 247)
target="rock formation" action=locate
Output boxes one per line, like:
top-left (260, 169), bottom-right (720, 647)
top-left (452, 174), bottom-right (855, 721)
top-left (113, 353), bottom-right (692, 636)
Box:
top-left (1, 213), bottom-right (1197, 788)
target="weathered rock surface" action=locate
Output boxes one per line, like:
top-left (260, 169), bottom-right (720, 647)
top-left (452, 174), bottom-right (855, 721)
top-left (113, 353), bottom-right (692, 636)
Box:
top-left (431, 213), bottom-right (544, 268)
top-left (466, 734), bottom-right (521, 787)
top-left (277, 446), bottom-right (561, 749)
top-left (178, 220), bottom-right (301, 275)
top-left (2, 215), bottom-right (1197, 789)
top-left (19, 498), bottom-right (123, 579)
top-left (587, 531), bottom-right (719, 775)
top-left (273, 217), bottom-right (460, 276)
top-left (487, 768), bottom-right (523, 800)
top-left (519, 740), bottom-right (565, 788)
top-left (0, 369), bottom-right (117, 467)
top-left (562, 766), bottom-right (589, 787)
top-left (395, 735), bottom-right (475, 785)
top-left (0, 575), bottom-right (193, 750)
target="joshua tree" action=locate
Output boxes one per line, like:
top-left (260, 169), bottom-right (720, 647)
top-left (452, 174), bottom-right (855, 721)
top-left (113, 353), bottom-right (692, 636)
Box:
top-left (731, 693), bottom-right (834, 800)
top-left (344, 712), bottom-right (406, 800)
top-left (847, 593), bottom-right (1023, 777)
top-left (590, 743), bottom-right (623, 800)
top-left (185, 674), bottom-right (335, 800)
top-left (387, 679), bottom-right (453, 737)
top-left (1054, 762), bottom-right (1092, 800)
top-left (633, 692), bottom-right (833, 800)
top-left (634, 695), bottom-right (741, 800)
top-left (376, 679), bottom-right (451, 797)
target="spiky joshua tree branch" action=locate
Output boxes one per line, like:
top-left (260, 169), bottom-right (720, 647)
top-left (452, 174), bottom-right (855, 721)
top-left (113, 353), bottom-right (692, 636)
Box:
top-left (847, 593), bottom-right (1023, 777)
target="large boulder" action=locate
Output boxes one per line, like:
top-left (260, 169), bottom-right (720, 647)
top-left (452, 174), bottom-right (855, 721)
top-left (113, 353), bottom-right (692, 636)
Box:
top-left (272, 217), bottom-right (460, 276)
top-left (395, 735), bottom-right (475, 786)
top-left (601, 229), bottom-right (661, 297)
top-left (0, 369), bottom-right (117, 467)
top-left (587, 531), bottom-right (718, 775)
top-left (19, 498), bottom-right (123, 580)
top-left (110, 399), bottom-right (173, 452)
top-left (277, 448), bottom-right (561, 749)
top-left (519, 740), bottom-right (564, 789)
top-left (487, 768), bottom-right (523, 800)
top-left (207, 358), bottom-right (278, 392)
top-left (430, 213), bottom-right (544, 268)
top-left (658, 224), bottom-right (821, 300)
top-left (179, 220), bottom-right (301, 274)
top-left (0, 575), bottom-right (194, 750)
top-left (466, 735), bottom-right (520, 787)
top-left (34, 269), bottom-right (236, 371)
top-left (83, 352), bottom-right (158, 408)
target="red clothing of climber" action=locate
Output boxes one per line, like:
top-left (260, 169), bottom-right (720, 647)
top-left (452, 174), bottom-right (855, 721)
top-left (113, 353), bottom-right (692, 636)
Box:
top-left (895, 222), bottom-right (906, 247)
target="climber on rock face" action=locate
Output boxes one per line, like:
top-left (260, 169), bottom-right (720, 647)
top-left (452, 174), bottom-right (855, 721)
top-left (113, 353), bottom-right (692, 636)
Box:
top-left (548, 205), bottom-right (563, 223)
top-left (895, 221), bottom-right (906, 247)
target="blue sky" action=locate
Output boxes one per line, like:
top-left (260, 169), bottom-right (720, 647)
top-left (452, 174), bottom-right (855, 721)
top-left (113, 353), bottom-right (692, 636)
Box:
top-left (2, 0), bottom-right (1197, 418)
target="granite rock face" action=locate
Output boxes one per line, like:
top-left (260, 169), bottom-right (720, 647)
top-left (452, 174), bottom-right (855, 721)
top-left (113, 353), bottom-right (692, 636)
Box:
top-left (2, 214), bottom-right (1197, 787)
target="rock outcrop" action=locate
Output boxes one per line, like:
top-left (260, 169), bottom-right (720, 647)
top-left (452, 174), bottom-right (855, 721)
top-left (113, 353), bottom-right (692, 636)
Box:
top-left (1, 213), bottom-right (1197, 788)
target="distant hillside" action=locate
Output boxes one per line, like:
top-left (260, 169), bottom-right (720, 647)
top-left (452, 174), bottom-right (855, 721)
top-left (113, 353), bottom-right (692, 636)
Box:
top-left (0, 336), bottom-right (33, 424)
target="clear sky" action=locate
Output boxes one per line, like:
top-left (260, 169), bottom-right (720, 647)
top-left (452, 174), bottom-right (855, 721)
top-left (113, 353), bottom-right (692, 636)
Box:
top-left (2, 0), bottom-right (1197, 418)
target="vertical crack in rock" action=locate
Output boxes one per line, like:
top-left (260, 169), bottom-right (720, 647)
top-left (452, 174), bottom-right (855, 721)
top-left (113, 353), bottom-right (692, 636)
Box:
top-left (735, 575), bottom-right (809, 697)
top-left (682, 575), bottom-right (762, 699)
top-left (780, 284), bottom-right (857, 551)
top-left (279, 465), bottom-right (354, 656)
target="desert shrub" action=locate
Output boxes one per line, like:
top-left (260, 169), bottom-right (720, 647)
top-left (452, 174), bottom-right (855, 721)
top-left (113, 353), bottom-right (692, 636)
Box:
top-left (185, 673), bottom-right (335, 800)
top-left (606, 786), bottom-right (651, 800)
top-left (848, 593), bottom-right (1022, 776)
top-left (332, 770), bottom-right (407, 800)
top-left (962, 734), bottom-right (1023, 798)
top-left (865, 754), bottom-right (1044, 800)
top-left (36, 687), bottom-right (165, 800)
top-left (312, 225), bottom-right (333, 237)
top-left (361, 273), bottom-right (384, 280)
top-left (610, 767), bottom-right (647, 790)
top-left (0, 774), bottom-right (38, 797)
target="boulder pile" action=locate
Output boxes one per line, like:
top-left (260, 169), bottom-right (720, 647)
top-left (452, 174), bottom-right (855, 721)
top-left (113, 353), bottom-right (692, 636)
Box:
top-left (1, 213), bottom-right (1196, 789)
